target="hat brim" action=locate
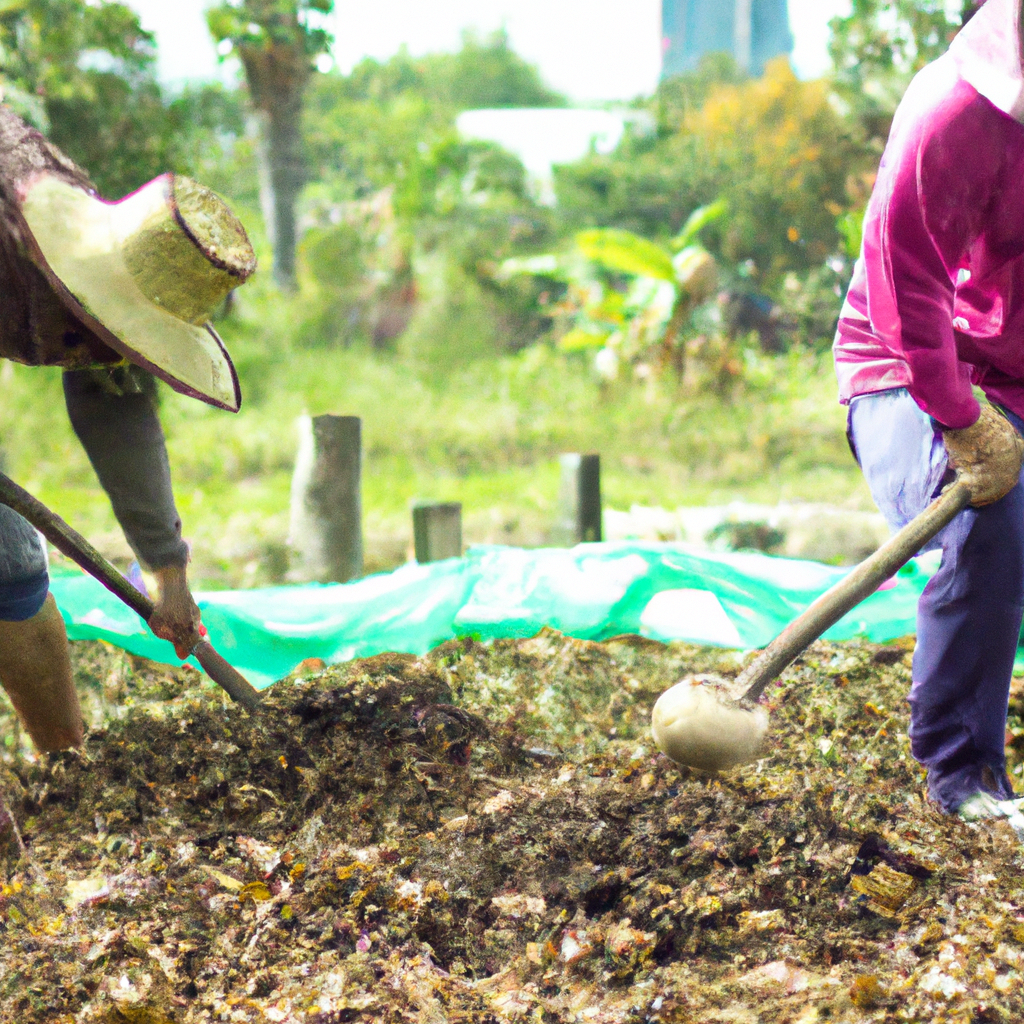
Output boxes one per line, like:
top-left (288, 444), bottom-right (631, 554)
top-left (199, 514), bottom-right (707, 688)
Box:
top-left (17, 174), bottom-right (241, 412)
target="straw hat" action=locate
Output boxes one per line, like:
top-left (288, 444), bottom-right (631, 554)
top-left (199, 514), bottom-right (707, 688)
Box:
top-left (17, 172), bottom-right (256, 411)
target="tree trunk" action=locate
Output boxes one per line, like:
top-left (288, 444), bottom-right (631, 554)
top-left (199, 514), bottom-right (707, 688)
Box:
top-left (251, 100), bottom-right (304, 289)
top-left (240, 43), bottom-right (310, 291)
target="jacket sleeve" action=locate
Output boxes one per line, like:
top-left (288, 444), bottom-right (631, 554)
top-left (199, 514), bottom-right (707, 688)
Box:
top-left (63, 367), bottom-right (189, 569)
top-left (879, 96), bottom-right (1007, 429)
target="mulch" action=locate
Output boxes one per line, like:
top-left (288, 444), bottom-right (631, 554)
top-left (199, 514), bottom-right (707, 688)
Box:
top-left (0, 630), bottom-right (1022, 1023)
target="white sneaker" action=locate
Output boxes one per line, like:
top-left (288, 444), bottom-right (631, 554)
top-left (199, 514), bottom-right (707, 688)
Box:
top-left (958, 792), bottom-right (1024, 837)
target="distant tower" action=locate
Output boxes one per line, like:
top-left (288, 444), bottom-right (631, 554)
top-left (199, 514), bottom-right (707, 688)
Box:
top-left (661, 0), bottom-right (793, 78)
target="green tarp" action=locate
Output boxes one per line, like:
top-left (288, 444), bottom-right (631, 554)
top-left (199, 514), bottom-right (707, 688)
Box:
top-left (49, 543), bottom-right (937, 691)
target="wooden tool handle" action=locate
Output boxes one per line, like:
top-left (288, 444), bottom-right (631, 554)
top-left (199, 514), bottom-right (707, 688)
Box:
top-left (191, 641), bottom-right (262, 711)
top-left (0, 473), bottom-right (155, 620)
top-left (0, 471), bottom-right (261, 711)
top-left (736, 479), bottom-right (973, 704)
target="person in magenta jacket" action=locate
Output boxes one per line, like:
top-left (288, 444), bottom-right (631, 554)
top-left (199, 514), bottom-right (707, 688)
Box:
top-left (834, 0), bottom-right (1024, 825)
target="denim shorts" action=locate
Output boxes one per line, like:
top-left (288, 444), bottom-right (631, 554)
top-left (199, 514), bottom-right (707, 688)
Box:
top-left (0, 504), bottom-right (48, 621)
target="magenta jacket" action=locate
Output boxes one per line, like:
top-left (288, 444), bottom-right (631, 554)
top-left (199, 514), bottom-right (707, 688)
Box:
top-left (834, 0), bottom-right (1024, 429)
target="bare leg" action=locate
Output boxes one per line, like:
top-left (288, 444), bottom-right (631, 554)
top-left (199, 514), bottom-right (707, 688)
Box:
top-left (0, 594), bottom-right (83, 751)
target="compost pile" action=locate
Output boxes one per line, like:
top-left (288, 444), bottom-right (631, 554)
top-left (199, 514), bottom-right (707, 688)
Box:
top-left (1, 632), bottom-right (1024, 1023)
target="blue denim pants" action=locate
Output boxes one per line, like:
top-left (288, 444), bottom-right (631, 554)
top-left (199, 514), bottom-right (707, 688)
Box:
top-left (849, 387), bottom-right (1024, 813)
top-left (0, 504), bottom-right (48, 621)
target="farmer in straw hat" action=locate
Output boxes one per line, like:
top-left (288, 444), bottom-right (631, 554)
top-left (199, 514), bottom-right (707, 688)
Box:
top-left (834, 0), bottom-right (1024, 827)
top-left (0, 106), bottom-right (254, 752)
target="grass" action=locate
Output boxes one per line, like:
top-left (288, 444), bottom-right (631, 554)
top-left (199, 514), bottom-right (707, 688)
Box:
top-left (0, 285), bottom-right (869, 589)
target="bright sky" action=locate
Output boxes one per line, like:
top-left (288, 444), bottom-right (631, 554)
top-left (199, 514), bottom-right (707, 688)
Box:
top-left (127, 0), bottom-right (851, 101)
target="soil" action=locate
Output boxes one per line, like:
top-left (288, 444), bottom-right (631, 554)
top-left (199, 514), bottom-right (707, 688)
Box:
top-left (1, 630), bottom-right (1024, 1023)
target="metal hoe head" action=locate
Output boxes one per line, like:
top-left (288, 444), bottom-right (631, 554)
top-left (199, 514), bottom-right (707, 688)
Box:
top-left (651, 676), bottom-right (768, 771)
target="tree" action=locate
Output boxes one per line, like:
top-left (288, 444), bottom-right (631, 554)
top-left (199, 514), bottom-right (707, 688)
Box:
top-left (685, 59), bottom-right (855, 282)
top-left (0, 0), bottom-right (175, 197)
top-left (422, 28), bottom-right (564, 110)
top-left (298, 37), bottom-right (561, 354)
top-left (164, 85), bottom-right (252, 205)
top-left (556, 59), bottom-right (856, 288)
top-left (304, 33), bottom-right (564, 205)
top-left (207, 0), bottom-right (333, 290)
top-left (828, 0), bottom-right (975, 149)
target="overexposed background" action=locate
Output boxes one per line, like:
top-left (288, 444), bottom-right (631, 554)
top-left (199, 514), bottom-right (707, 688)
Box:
top-left (126, 0), bottom-right (852, 100)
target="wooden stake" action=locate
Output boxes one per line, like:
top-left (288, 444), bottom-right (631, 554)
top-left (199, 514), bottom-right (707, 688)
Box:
top-left (412, 502), bottom-right (462, 563)
top-left (290, 414), bottom-right (363, 583)
top-left (736, 479), bottom-right (973, 703)
top-left (555, 453), bottom-right (602, 544)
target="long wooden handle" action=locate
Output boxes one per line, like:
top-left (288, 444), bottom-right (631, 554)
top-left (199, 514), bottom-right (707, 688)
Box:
top-left (191, 641), bottom-right (263, 709)
top-left (0, 471), bottom-right (261, 711)
top-left (736, 479), bottom-right (972, 704)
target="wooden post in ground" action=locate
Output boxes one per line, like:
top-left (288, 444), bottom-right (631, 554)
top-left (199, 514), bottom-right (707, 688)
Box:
top-left (555, 453), bottom-right (602, 544)
top-left (412, 502), bottom-right (462, 562)
top-left (289, 414), bottom-right (363, 582)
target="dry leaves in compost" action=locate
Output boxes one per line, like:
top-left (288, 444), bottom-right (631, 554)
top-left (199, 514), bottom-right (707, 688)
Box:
top-left (0, 632), bottom-right (1021, 1022)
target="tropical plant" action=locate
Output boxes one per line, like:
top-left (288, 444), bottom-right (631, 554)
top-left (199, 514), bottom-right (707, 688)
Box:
top-left (502, 200), bottom-right (727, 382)
top-left (207, 0), bottom-right (333, 290)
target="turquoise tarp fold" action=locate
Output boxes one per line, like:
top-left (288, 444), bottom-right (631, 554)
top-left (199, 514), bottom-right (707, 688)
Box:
top-left (48, 543), bottom-right (937, 691)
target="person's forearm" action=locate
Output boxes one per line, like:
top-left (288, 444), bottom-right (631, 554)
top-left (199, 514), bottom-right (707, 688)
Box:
top-left (883, 193), bottom-right (979, 428)
top-left (899, 315), bottom-right (979, 429)
top-left (63, 368), bottom-right (189, 569)
top-left (149, 562), bottom-right (202, 657)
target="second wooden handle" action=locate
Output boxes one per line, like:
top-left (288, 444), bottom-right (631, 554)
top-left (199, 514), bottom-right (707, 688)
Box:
top-left (736, 479), bottom-right (972, 703)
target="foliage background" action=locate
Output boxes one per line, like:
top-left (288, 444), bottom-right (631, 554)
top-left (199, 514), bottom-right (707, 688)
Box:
top-left (0, 1), bottom-right (961, 586)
